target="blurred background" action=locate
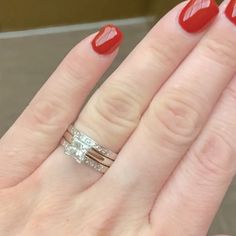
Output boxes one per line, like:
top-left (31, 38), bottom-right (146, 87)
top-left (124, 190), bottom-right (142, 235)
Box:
top-left (0, 0), bottom-right (235, 235)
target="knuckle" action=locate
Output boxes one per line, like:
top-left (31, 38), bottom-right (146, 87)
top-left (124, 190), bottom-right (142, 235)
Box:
top-left (200, 37), bottom-right (236, 68)
top-left (92, 83), bottom-right (141, 129)
top-left (149, 92), bottom-right (201, 141)
top-left (26, 99), bottom-right (68, 131)
top-left (0, 143), bottom-right (44, 188)
top-left (60, 45), bottom-right (97, 82)
top-left (23, 196), bottom-right (72, 234)
top-left (191, 132), bottom-right (234, 178)
top-left (145, 37), bottom-right (180, 68)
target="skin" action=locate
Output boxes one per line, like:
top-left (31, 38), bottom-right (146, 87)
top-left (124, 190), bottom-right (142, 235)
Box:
top-left (0, 1), bottom-right (235, 236)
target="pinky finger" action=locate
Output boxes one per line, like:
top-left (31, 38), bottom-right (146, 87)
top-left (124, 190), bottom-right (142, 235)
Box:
top-left (0, 25), bottom-right (122, 189)
top-left (150, 76), bottom-right (236, 235)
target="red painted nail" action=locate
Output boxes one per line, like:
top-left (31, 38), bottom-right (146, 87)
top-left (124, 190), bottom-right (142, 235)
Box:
top-left (91, 24), bottom-right (123, 55)
top-left (225, 0), bottom-right (236, 25)
top-left (179, 0), bottom-right (219, 33)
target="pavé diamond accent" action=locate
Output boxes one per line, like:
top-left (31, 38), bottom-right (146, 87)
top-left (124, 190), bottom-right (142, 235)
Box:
top-left (62, 126), bottom-right (117, 173)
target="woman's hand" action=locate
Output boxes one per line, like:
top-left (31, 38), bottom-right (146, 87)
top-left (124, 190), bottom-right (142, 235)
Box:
top-left (0, 0), bottom-right (235, 235)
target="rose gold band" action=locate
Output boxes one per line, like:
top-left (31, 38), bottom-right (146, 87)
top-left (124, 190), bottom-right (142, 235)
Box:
top-left (61, 125), bottom-right (118, 174)
top-left (67, 125), bottom-right (117, 161)
top-left (64, 131), bottom-right (113, 167)
top-left (61, 139), bottom-right (109, 174)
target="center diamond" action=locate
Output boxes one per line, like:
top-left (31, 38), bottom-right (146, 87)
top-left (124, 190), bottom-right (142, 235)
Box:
top-left (72, 135), bottom-right (91, 162)
top-left (64, 133), bottom-right (95, 163)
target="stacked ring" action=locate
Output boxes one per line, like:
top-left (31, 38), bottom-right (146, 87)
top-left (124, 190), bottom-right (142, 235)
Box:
top-left (61, 125), bottom-right (117, 173)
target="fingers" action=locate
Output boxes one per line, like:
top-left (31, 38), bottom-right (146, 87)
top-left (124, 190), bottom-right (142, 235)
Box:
top-left (75, 1), bottom-right (213, 153)
top-left (0, 28), bottom-right (122, 189)
top-left (38, 0), bottom-right (218, 193)
top-left (100, 0), bottom-right (236, 214)
top-left (150, 75), bottom-right (236, 235)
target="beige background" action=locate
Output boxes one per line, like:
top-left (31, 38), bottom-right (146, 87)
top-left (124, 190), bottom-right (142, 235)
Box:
top-left (0, 0), bottom-right (150, 31)
top-left (0, 0), bottom-right (222, 32)
top-left (0, 0), bottom-right (234, 235)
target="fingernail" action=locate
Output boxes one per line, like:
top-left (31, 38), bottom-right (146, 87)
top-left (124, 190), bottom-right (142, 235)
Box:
top-left (225, 0), bottom-right (236, 25)
top-left (179, 0), bottom-right (219, 33)
top-left (91, 24), bottom-right (123, 55)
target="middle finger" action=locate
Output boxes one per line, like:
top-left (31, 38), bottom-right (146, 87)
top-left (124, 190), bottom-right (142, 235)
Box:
top-left (100, 0), bottom-right (236, 216)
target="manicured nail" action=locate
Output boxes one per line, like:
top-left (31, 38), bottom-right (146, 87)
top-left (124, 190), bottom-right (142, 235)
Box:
top-left (91, 24), bottom-right (123, 55)
top-left (179, 0), bottom-right (219, 33)
top-left (225, 0), bottom-right (236, 25)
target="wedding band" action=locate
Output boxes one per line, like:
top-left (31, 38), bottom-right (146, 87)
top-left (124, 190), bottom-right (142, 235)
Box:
top-left (64, 132), bottom-right (114, 167)
top-left (67, 125), bottom-right (117, 161)
top-left (61, 125), bottom-right (118, 173)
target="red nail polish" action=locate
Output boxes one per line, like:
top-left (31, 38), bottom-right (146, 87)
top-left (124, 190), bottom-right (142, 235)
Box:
top-left (91, 24), bottom-right (123, 55)
top-left (179, 0), bottom-right (219, 33)
top-left (225, 0), bottom-right (236, 25)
